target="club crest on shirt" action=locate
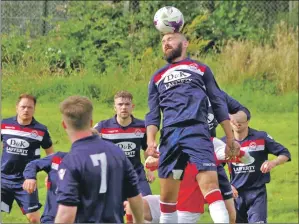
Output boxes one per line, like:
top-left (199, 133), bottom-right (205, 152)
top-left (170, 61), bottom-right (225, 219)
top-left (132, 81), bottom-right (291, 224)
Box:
top-left (249, 142), bottom-right (257, 150)
top-left (30, 130), bottom-right (38, 138)
top-left (58, 169), bottom-right (66, 180)
top-left (135, 129), bottom-right (142, 136)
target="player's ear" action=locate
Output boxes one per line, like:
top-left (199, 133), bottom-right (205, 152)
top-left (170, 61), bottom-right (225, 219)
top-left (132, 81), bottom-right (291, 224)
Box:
top-left (183, 40), bottom-right (189, 48)
top-left (90, 119), bottom-right (93, 128)
top-left (132, 104), bottom-right (135, 109)
top-left (61, 121), bottom-right (67, 129)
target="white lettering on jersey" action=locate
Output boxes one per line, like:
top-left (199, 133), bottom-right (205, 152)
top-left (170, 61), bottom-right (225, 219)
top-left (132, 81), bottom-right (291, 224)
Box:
top-left (7, 138), bottom-right (29, 148)
top-left (233, 165), bottom-right (255, 174)
top-left (164, 71), bottom-right (191, 83)
top-left (116, 142), bottom-right (136, 157)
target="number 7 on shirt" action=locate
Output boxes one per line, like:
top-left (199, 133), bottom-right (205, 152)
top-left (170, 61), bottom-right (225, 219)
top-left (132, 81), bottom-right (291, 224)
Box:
top-left (90, 153), bottom-right (107, 193)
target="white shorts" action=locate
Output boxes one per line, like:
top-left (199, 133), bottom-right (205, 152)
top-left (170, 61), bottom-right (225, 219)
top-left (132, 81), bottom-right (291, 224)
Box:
top-left (143, 195), bottom-right (161, 223)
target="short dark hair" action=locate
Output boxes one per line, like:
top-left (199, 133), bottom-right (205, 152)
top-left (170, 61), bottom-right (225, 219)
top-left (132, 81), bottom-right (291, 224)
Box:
top-left (17, 94), bottom-right (37, 105)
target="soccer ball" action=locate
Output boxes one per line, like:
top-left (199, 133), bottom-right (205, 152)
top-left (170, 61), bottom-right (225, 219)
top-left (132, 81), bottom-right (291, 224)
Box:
top-left (153, 6), bottom-right (184, 34)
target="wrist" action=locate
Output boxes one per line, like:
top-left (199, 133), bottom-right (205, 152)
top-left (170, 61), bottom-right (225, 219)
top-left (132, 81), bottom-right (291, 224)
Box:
top-left (273, 159), bottom-right (279, 166)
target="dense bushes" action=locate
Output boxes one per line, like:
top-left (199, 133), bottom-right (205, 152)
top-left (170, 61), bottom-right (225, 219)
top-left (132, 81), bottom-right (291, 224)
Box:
top-left (1, 1), bottom-right (298, 111)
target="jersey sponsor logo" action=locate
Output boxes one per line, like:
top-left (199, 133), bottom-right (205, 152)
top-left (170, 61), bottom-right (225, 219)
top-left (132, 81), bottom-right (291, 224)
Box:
top-left (58, 169), bottom-right (66, 180)
top-left (163, 71), bottom-right (191, 83)
top-left (7, 138), bottom-right (29, 148)
top-left (116, 141), bottom-right (136, 157)
top-left (6, 138), bottom-right (30, 156)
top-left (232, 165), bottom-right (255, 174)
top-left (154, 61), bottom-right (206, 85)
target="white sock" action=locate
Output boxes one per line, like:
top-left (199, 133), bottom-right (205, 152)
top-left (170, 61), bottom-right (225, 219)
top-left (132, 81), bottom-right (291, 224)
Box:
top-left (159, 201), bottom-right (178, 223)
top-left (177, 211), bottom-right (201, 223)
top-left (209, 200), bottom-right (229, 223)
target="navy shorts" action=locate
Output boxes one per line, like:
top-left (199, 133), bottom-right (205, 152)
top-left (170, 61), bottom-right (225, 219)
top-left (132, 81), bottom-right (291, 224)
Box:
top-left (217, 165), bottom-right (233, 200)
top-left (235, 185), bottom-right (267, 223)
top-left (1, 182), bottom-right (42, 214)
top-left (137, 168), bottom-right (152, 196)
top-left (158, 122), bottom-right (217, 179)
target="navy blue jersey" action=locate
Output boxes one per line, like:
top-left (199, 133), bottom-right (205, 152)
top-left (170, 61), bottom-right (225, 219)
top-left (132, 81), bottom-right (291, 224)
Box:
top-left (23, 152), bottom-right (67, 222)
top-left (1, 116), bottom-right (53, 184)
top-left (222, 128), bottom-right (291, 189)
top-left (56, 135), bottom-right (140, 223)
top-left (208, 91), bottom-right (251, 132)
top-left (94, 115), bottom-right (147, 171)
top-left (145, 58), bottom-right (229, 129)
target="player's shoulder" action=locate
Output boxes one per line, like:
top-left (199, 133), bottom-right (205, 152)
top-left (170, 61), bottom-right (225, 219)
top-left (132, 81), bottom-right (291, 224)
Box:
top-left (248, 127), bottom-right (268, 138)
top-left (94, 117), bottom-right (114, 129)
top-left (132, 117), bottom-right (145, 127)
top-left (1, 116), bottom-right (15, 123)
top-left (31, 118), bottom-right (49, 131)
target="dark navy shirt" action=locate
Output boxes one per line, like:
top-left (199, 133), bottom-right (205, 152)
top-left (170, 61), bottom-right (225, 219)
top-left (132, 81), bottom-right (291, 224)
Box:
top-left (208, 90), bottom-right (251, 134)
top-left (145, 58), bottom-right (229, 129)
top-left (23, 151), bottom-right (67, 223)
top-left (1, 116), bottom-right (53, 184)
top-left (56, 135), bottom-right (140, 223)
top-left (94, 115), bottom-right (147, 172)
top-left (222, 128), bottom-right (291, 189)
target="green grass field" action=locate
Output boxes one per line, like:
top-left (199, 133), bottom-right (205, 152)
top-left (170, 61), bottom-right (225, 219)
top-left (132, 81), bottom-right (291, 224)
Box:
top-left (1, 102), bottom-right (298, 223)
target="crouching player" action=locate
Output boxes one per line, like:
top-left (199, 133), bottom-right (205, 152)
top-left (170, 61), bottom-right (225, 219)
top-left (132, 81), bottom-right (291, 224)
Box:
top-left (124, 137), bottom-right (254, 223)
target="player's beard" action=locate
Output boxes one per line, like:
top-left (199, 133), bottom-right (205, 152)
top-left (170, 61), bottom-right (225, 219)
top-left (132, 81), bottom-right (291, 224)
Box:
top-left (164, 42), bottom-right (183, 63)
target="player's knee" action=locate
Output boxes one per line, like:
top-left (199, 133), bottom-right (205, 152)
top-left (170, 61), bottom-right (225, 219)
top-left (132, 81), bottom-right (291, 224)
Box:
top-left (196, 171), bottom-right (219, 195)
top-left (26, 212), bottom-right (40, 223)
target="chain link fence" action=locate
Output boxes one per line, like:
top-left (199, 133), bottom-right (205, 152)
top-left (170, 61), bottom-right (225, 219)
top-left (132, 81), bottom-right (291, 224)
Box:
top-left (1, 1), bottom-right (297, 36)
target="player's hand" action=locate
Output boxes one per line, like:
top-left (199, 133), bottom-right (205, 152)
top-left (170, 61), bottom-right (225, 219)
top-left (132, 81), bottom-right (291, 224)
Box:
top-left (231, 185), bottom-right (238, 199)
top-left (146, 141), bottom-right (159, 158)
top-left (23, 179), bottom-right (37, 194)
top-left (260, 160), bottom-right (277, 173)
top-left (146, 170), bottom-right (156, 184)
top-left (225, 139), bottom-right (241, 160)
top-left (145, 156), bottom-right (159, 171)
top-left (45, 175), bottom-right (48, 188)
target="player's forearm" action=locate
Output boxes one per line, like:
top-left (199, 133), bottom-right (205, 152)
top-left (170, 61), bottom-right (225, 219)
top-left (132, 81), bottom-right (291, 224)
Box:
top-left (128, 194), bottom-right (144, 224)
top-left (55, 204), bottom-right (77, 223)
top-left (146, 125), bottom-right (158, 143)
top-left (272, 155), bottom-right (290, 166)
top-left (220, 120), bottom-right (234, 141)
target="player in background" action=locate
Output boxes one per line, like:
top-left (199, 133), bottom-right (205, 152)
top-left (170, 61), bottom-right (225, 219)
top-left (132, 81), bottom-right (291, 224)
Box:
top-left (23, 151), bottom-right (67, 223)
top-left (55, 95), bottom-right (144, 223)
top-left (208, 91), bottom-right (251, 223)
top-left (222, 113), bottom-right (291, 223)
top-left (124, 137), bottom-right (254, 223)
top-left (94, 91), bottom-right (154, 196)
top-left (1, 93), bottom-right (54, 223)
top-left (146, 32), bottom-right (240, 223)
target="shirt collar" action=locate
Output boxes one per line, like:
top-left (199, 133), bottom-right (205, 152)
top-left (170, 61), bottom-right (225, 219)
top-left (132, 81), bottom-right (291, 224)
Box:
top-left (112, 115), bottom-right (135, 125)
top-left (13, 115), bottom-right (37, 125)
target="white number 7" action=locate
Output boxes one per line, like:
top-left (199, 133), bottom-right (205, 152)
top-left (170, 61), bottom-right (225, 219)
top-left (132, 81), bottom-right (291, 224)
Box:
top-left (90, 153), bottom-right (107, 193)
